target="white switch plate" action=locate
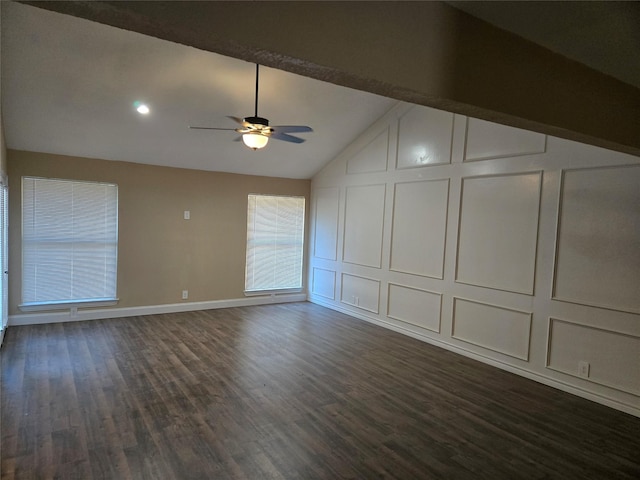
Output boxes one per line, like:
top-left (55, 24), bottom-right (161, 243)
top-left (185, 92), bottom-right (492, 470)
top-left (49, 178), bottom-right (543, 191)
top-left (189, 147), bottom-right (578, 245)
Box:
top-left (182, 290), bottom-right (188, 300)
top-left (578, 361), bottom-right (590, 378)
top-left (184, 210), bottom-right (190, 220)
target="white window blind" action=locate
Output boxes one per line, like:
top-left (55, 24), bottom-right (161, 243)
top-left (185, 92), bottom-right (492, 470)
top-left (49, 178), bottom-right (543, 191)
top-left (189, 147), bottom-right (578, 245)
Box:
top-left (22, 177), bottom-right (118, 306)
top-left (245, 194), bottom-right (305, 293)
top-left (0, 182), bottom-right (7, 331)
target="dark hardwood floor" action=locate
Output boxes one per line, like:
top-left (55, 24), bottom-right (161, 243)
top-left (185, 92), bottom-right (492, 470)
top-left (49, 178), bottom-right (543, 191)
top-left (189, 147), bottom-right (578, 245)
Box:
top-left (1, 302), bottom-right (639, 479)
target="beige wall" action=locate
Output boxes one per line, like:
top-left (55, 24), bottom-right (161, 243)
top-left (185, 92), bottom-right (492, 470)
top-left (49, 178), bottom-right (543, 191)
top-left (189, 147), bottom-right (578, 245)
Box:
top-left (7, 150), bottom-right (310, 316)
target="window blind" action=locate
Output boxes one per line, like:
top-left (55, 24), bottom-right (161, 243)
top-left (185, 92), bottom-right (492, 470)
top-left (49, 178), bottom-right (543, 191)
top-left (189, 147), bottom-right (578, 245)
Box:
top-left (0, 183), bottom-right (7, 330)
top-left (22, 177), bottom-right (118, 306)
top-left (245, 194), bottom-right (305, 293)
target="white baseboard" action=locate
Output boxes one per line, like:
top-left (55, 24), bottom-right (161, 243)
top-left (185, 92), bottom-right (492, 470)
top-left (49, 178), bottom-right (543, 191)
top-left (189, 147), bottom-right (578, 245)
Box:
top-left (308, 294), bottom-right (640, 418)
top-left (8, 293), bottom-right (307, 326)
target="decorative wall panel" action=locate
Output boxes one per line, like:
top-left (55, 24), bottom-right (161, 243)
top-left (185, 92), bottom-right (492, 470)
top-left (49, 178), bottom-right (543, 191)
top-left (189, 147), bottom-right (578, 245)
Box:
top-left (387, 283), bottom-right (441, 332)
top-left (390, 179), bottom-right (449, 278)
top-left (452, 298), bottom-right (532, 360)
top-left (313, 187), bottom-right (340, 261)
top-left (464, 118), bottom-right (546, 161)
top-left (341, 274), bottom-right (380, 313)
top-left (554, 166), bottom-right (640, 313)
top-left (311, 268), bottom-right (336, 300)
top-left (548, 318), bottom-right (640, 395)
top-left (343, 184), bottom-right (386, 268)
top-left (396, 105), bottom-right (453, 169)
top-left (456, 172), bottom-right (541, 294)
top-left (309, 101), bottom-right (640, 414)
top-left (347, 128), bottom-right (389, 174)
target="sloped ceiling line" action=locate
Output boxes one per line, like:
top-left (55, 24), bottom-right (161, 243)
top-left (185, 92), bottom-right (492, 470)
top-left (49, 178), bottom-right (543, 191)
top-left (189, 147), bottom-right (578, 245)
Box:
top-left (15, 1), bottom-right (640, 158)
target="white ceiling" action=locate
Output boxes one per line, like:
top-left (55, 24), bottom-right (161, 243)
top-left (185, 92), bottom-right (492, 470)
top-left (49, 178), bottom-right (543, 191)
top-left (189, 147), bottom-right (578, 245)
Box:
top-left (1, 2), bottom-right (397, 179)
top-left (4, 2), bottom-right (637, 179)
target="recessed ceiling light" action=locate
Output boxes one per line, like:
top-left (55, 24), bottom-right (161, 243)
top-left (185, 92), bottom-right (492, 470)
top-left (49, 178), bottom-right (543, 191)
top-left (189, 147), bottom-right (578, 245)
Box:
top-left (133, 101), bottom-right (150, 115)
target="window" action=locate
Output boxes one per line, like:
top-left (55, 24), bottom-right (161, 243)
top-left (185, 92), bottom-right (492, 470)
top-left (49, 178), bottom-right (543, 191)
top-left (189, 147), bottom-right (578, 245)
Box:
top-left (245, 194), bottom-right (305, 294)
top-left (21, 177), bottom-right (118, 307)
top-left (0, 181), bottom-right (7, 336)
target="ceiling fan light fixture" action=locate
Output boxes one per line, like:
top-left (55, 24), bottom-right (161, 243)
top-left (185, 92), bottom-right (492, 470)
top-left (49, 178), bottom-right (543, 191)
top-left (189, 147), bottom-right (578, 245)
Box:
top-left (189, 64), bottom-right (311, 149)
top-left (242, 132), bottom-right (269, 150)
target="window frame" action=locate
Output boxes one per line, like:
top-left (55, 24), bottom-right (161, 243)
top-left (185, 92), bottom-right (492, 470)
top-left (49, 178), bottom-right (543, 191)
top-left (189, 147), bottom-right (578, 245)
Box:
top-left (244, 193), bottom-right (306, 296)
top-left (20, 176), bottom-right (119, 311)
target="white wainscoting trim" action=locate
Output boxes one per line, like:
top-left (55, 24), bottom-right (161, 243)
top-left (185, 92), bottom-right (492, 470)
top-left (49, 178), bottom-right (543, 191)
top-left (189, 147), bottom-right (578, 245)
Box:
top-left (8, 293), bottom-right (308, 326)
top-left (455, 172), bottom-right (542, 295)
top-left (313, 186), bottom-right (340, 261)
top-left (307, 296), bottom-right (639, 418)
top-left (312, 267), bottom-right (337, 300)
top-left (340, 273), bottom-right (381, 314)
top-left (552, 165), bottom-right (640, 314)
top-left (546, 317), bottom-right (640, 396)
top-left (387, 283), bottom-right (442, 333)
top-left (463, 117), bottom-right (547, 162)
top-left (346, 127), bottom-right (389, 175)
top-left (451, 297), bottom-right (532, 361)
top-left (342, 183), bottom-right (386, 269)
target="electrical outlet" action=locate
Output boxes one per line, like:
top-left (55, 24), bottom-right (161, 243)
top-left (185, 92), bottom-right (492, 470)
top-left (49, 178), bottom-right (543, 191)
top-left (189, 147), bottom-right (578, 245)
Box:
top-left (184, 210), bottom-right (190, 220)
top-left (578, 361), bottom-right (590, 378)
top-left (182, 290), bottom-right (189, 300)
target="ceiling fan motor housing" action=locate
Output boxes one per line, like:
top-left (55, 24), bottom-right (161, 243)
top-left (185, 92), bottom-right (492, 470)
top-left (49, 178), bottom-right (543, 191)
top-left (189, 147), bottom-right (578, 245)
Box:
top-left (245, 116), bottom-right (269, 127)
top-left (189, 65), bottom-right (311, 145)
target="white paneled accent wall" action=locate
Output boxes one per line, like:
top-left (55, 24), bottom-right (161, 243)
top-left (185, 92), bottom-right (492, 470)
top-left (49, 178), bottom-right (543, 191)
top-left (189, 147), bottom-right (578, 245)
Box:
top-left (346, 128), bottom-right (389, 174)
top-left (464, 118), bottom-right (547, 161)
top-left (452, 298), bottom-right (532, 361)
top-left (387, 284), bottom-right (441, 333)
top-left (456, 172), bottom-right (541, 294)
top-left (343, 184), bottom-right (386, 268)
top-left (390, 179), bottom-right (449, 279)
top-left (309, 102), bottom-right (640, 416)
top-left (311, 268), bottom-right (336, 300)
top-left (313, 187), bottom-right (340, 261)
top-left (397, 106), bottom-right (453, 168)
top-left (341, 274), bottom-right (380, 314)
top-left (553, 166), bottom-right (640, 313)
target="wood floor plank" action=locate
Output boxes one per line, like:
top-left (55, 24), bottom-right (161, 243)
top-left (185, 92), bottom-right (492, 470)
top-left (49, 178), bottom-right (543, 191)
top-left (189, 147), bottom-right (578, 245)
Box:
top-left (2, 302), bottom-right (639, 479)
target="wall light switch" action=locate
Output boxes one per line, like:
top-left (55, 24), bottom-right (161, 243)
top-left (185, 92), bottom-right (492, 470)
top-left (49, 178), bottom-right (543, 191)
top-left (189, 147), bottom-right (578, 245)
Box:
top-left (578, 361), bottom-right (590, 378)
top-left (184, 210), bottom-right (190, 220)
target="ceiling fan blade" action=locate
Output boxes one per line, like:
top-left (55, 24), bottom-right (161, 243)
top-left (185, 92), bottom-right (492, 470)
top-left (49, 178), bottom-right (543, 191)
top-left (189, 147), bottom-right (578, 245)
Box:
top-left (272, 125), bottom-right (313, 134)
top-left (270, 131), bottom-right (306, 143)
top-left (189, 126), bottom-right (236, 131)
top-left (192, 66), bottom-right (311, 149)
top-left (228, 116), bottom-right (251, 127)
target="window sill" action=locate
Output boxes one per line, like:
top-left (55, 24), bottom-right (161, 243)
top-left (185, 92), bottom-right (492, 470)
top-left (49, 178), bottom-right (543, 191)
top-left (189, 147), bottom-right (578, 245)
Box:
top-left (244, 288), bottom-right (303, 297)
top-left (19, 298), bottom-right (119, 312)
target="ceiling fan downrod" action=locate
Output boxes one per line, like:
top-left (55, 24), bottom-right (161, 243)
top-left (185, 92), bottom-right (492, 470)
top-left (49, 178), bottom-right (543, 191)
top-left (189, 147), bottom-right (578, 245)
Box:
top-left (188, 62), bottom-right (312, 149)
top-left (246, 64), bottom-right (269, 128)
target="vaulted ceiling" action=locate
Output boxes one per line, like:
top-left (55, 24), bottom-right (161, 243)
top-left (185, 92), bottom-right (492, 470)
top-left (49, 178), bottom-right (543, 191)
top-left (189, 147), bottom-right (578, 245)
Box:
top-left (1, 2), bottom-right (396, 179)
top-left (2, 1), bottom-right (638, 179)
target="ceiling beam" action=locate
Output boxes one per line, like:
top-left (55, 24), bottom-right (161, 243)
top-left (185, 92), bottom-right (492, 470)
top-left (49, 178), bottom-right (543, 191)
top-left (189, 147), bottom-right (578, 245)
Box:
top-left (22, 1), bottom-right (640, 157)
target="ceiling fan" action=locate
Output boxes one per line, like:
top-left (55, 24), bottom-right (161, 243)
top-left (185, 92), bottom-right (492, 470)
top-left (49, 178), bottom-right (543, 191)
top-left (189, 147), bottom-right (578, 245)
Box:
top-left (190, 64), bottom-right (313, 150)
